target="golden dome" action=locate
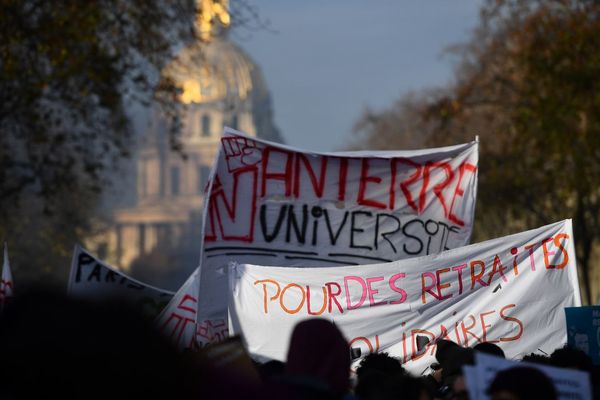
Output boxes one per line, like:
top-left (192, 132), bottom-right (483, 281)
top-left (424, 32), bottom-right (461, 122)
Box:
top-left (163, 37), bottom-right (269, 106)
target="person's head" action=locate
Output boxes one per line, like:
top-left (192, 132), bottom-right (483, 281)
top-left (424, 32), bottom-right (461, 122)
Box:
top-left (550, 345), bottom-right (593, 372)
top-left (435, 340), bottom-right (473, 399)
top-left (367, 373), bottom-right (431, 400)
top-left (355, 352), bottom-right (404, 399)
top-left (435, 340), bottom-right (474, 386)
top-left (487, 367), bottom-right (557, 400)
top-left (356, 352), bottom-right (404, 378)
top-left (521, 353), bottom-right (551, 365)
top-left (258, 359), bottom-right (286, 382)
top-left (286, 318), bottom-right (350, 398)
top-left (474, 342), bottom-right (505, 358)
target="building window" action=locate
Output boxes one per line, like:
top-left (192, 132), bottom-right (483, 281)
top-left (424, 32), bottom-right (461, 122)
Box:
top-left (202, 114), bottom-right (211, 137)
top-left (198, 165), bottom-right (211, 194)
top-left (230, 114), bottom-right (238, 130)
top-left (171, 166), bottom-right (180, 196)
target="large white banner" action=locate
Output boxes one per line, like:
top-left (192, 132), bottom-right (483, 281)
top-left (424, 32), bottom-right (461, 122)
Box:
top-left (196, 128), bottom-right (479, 341)
top-left (229, 220), bottom-right (581, 372)
top-left (68, 245), bottom-right (174, 318)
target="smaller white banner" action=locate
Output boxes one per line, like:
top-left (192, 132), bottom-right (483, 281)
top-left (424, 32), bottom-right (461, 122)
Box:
top-left (155, 268), bottom-right (229, 350)
top-left (229, 220), bottom-right (580, 373)
top-left (67, 245), bottom-right (174, 318)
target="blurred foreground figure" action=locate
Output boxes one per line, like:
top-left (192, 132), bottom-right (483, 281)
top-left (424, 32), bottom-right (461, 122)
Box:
top-left (285, 319), bottom-right (351, 400)
top-left (355, 352), bottom-right (405, 399)
top-left (473, 342), bottom-right (505, 358)
top-left (0, 290), bottom-right (199, 400)
top-left (487, 367), bottom-right (557, 400)
top-left (434, 339), bottom-right (474, 399)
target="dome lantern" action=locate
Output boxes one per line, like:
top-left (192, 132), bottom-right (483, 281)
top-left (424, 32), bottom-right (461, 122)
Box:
top-left (196, 0), bottom-right (230, 42)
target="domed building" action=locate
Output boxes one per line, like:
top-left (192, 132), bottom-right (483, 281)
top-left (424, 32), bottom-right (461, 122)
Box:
top-left (95, 1), bottom-right (281, 289)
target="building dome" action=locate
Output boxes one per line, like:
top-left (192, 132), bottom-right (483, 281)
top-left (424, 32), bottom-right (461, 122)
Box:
top-left (162, 36), bottom-right (281, 142)
top-left (165, 38), bottom-right (266, 105)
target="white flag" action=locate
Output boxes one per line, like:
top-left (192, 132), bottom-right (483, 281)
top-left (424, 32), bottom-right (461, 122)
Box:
top-left (155, 268), bottom-right (227, 350)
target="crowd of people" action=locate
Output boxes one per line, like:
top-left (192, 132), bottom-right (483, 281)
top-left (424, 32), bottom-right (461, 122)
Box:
top-left (0, 290), bottom-right (596, 399)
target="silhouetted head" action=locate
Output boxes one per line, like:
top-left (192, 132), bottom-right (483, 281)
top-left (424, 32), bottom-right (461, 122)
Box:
top-left (487, 366), bottom-right (557, 400)
top-left (474, 342), bottom-right (506, 358)
top-left (285, 318), bottom-right (350, 398)
top-left (435, 340), bottom-right (474, 385)
top-left (367, 373), bottom-right (432, 400)
top-left (521, 352), bottom-right (551, 365)
top-left (356, 352), bottom-right (404, 378)
top-left (355, 352), bottom-right (405, 399)
top-left (550, 345), bottom-right (593, 372)
top-left (258, 359), bottom-right (286, 382)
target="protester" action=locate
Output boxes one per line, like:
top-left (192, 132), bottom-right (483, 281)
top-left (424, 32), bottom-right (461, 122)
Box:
top-left (549, 345), bottom-right (593, 372)
top-left (257, 359), bottom-right (286, 383)
top-left (549, 345), bottom-right (600, 399)
top-left (473, 342), bottom-right (505, 358)
top-left (354, 352), bottom-right (404, 399)
top-left (362, 372), bottom-right (432, 400)
top-left (435, 339), bottom-right (474, 400)
top-left (520, 352), bottom-right (552, 365)
top-left (284, 318), bottom-right (351, 400)
top-left (487, 366), bottom-right (557, 400)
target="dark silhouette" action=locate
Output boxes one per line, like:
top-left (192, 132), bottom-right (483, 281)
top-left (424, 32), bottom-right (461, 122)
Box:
top-left (521, 352), bottom-right (552, 365)
top-left (0, 289), bottom-right (199, 399)
top-left (435, 339), bottom-right (474, 399)
top-left (258, 359), bottom-right (286, 383)
top-left (436, 340), bottom-right (474, 383)
top-left (363, 372), bottom-right (431, 400)
top-left (474, 342), bottom-right (505, 358)
top-left (284, 319), bottom-right (350, 400)
top-left (487, 366), bottom-right (557, 400)
top-left (356, 352), bottom-right (404, 377)
top-left (355, 352), bottom-right (404, 399)
top-left (550, 345), bottom-right (593, 372)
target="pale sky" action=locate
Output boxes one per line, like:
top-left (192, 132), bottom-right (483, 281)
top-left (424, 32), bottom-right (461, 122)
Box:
top-left (234, 1), bottom-right (485, 151)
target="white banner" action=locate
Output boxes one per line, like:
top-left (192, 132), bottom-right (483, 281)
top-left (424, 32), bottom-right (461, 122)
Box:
top-left (196, 128), bottom-right (479, 341)
top-left (229, 220), bottom-right (581, 373)
top-left (155, 268), bottom-right (229, 350)
top-left (68, 245), bottom-right (174, 318)
top-left (155, 268), bottom-right (200, 350)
